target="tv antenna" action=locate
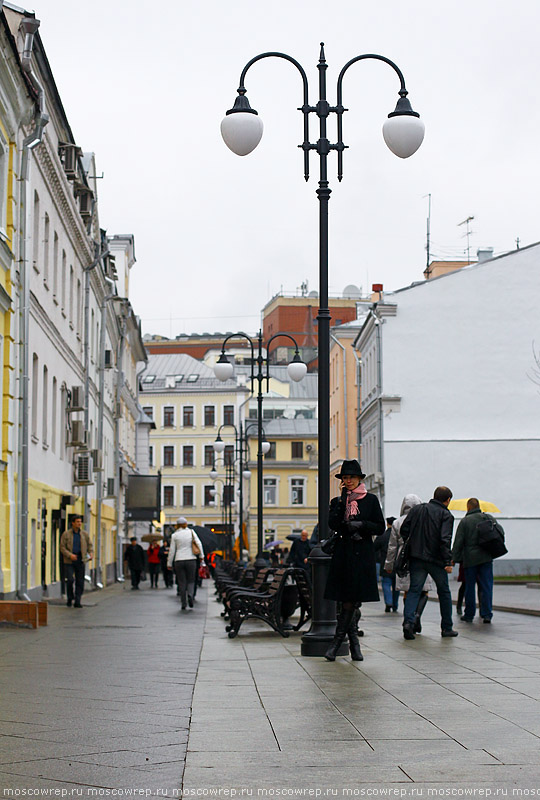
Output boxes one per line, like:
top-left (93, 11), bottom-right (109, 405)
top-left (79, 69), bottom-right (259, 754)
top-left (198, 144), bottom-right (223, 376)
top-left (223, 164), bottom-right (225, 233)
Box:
top-left (458, 215), bottom-right (475, 263)
top-left (423, 193), bottom-right (432, 269)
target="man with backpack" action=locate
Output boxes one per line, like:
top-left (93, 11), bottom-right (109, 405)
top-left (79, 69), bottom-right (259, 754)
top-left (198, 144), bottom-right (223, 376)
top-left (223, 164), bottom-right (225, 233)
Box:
top-left (452, 497), bottom-right (504, 624)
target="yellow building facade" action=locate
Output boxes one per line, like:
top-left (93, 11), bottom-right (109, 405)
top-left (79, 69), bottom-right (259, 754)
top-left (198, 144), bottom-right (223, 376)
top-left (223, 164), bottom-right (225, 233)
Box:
top-left (247, 418), bottom-right (319, 554)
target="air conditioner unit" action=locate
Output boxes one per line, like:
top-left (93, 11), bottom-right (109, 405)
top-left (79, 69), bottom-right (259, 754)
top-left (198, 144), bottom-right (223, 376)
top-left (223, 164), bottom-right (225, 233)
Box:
top-left (106, 478), bottom-right (116, 497)
top-left (78, 190), bottom-right (93, 219)
top-left (91, 449), bottom-right (103, 472)
top-left (103, 253), bottom-right (117, 279)
top-left (59, 143), bottom-right (80, 179)
top-left (73, 451), bottom-right (93, 485)
top-left (68, 386), bottom-right (84, 412)
top-left (104, 350), bottom-right (113, 369)
top-left (68, 420), bottom-right (87, 447)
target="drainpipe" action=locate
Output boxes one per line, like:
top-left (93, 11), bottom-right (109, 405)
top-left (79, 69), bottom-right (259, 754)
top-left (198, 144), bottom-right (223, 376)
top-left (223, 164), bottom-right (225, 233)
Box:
top-left (352, 349), bottom-right (362, 457)
top-left (17, 16), bottom-right (49, 600)
top-left (115, 307), bottom-right (127, 580)
top-left (330, 333), bottom-right (349, 459)
top-left (372, 309), bottom-right (384, 508)
top-left (94, 279), bottom-right (119, 588)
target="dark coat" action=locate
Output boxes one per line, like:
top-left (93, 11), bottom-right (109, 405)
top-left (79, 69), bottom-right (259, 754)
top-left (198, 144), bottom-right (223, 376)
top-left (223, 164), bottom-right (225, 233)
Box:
top-left (324, 492), bottom-right (385, 603)
top-left (374, 528), bottom-right (392, 569)
top-left (452, 508), bottom-right (495, 567)
top-left (400, 499), bottom-right (453, 567)
top-left (125, 544), bottom-right (146, 572)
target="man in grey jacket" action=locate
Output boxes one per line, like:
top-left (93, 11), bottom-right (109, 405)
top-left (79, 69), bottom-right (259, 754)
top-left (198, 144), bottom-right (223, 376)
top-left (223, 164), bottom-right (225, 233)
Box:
top-left (401, 486), bottom-right (458, 640)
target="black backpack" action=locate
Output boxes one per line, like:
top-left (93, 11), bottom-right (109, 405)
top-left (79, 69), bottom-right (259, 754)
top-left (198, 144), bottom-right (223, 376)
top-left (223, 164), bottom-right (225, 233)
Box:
top-left (476, 516), bottom-right (508, 559)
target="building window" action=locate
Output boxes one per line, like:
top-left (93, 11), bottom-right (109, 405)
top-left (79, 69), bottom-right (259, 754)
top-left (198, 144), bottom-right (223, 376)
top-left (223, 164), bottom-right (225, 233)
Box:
top-left (149, 446), bottom-right (154, 467)
top-left (42, 366), bottom-right (48, 446)
top-left (163, 406), bottom-right (175, 427)
top-left (204, 445), bottom-right (214, 467)
top-left (183, 406), bottom-right (194, 427)
top-left (183, 485), bottom-right (194, 506)
top-left (32, 191), bottom-right (40, 270)
top-left (291, 478), bottom-right (305, 505)
top-left (183, 446), bottom-right (194, 467)
top-left (263, 478), bottom-right (277, 506)
top-left (31, 353), bottom-right (39, 440)
top-left (204, 405), bottom-right (215, 427)
top-left (204, 485), bottom-right (214, 506)
top-left (223, 484), bottom-right (234, 506)
top-left (291, 441), bottom-right (303, 459)
top-left (224, 444), bottom-right (234, 466)
top-left (163, 486), bottom-right (175, 507)
top-left (43, 214), bottom-right (49, 283)
top-left (265, 442), bottom-right (276, 460)
top-left (143, 406), bottom-right (154, 421)
top-left (163, 446), bottom-right (175, 467)
top-left (223, 405), bottom-right (234, 426)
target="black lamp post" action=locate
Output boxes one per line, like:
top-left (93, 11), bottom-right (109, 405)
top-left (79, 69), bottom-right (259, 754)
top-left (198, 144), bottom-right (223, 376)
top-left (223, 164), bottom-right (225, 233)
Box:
top-left (214, 330), bottom-right (307, 565)
top-left (221, 44), bottom-right (424, 656)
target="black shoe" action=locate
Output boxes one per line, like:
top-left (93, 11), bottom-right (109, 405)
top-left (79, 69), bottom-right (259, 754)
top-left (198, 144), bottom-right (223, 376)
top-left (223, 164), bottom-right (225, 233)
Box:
top-left (403, 624), bottom-right (416, 640)
top-left (181, 604), bottom-right (187, 610)
top-left (413, 616), bottom-right (422, 634)
top-left (460, 615), bottom-right (473, 623)
top-left (188, 595), bottom-right (194, 608)
top-left (66, 600), bottom-right (72, 607)
top-left (385, 604), bottom-right (392, 613)
top-left (483, 618), bottom-right (492, 624)
top-left (456, 606), bottom-right (462, 616)
top-left (74, 602), bottom-right (82, 608)
top-left (441, 629), bottom-right (458, 637)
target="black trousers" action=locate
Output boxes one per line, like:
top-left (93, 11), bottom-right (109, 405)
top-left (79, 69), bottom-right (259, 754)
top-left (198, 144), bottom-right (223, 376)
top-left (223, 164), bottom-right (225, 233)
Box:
top-left (64, 560), bottom-right (85, 604)
top-left (131, 569), bottom-right (142, 588)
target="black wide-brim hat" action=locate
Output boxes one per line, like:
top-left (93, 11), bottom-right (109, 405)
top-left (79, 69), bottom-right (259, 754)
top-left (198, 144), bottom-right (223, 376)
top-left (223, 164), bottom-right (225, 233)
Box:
top-left (335, 459), bottom-right (366, 480)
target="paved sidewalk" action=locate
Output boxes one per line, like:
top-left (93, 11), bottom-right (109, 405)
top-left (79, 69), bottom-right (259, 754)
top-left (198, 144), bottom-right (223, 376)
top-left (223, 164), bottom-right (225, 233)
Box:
top-left (0, 581), bottom-right (207, 795)
top-left (184, 585), bottom-right (540, 794)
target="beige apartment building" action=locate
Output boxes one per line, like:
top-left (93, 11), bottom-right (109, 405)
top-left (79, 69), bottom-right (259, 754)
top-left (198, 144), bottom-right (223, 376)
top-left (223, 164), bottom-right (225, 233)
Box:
top-left (329, 319), bottom-right (367, 478)
top-left (140, 353), bottom-right (249, 534)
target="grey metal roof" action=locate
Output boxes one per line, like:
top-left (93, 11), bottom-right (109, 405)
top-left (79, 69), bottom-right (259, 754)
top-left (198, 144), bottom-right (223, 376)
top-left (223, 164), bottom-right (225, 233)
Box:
top-left (142, 352), bottom-right (239, 392)
top-left (234, 364), bottom-right (318, 399)
top-left (262, 418), bottom-right (318, 437)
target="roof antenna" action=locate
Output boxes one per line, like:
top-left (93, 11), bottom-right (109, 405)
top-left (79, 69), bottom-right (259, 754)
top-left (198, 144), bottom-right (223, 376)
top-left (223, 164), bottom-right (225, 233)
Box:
top-left (458, 215), bottom-right (475, 264)
top-left (423, 193), bottom-right (431, 269)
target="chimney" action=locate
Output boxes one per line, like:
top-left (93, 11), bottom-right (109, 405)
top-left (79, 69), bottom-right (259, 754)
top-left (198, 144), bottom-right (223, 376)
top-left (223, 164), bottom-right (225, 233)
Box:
top-left (477, 247), bottom-right (494, 263)
top-left (371, 283), bottom-right (383, 302)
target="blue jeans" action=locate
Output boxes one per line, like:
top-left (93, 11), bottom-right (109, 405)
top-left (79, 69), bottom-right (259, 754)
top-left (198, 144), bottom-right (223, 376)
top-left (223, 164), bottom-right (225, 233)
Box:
top-left (464, 562), bottom-right (493, 620)
top-left (381, 573), bottom-right (400, 610)
top-left (404, 557), bottom-right (453, 631)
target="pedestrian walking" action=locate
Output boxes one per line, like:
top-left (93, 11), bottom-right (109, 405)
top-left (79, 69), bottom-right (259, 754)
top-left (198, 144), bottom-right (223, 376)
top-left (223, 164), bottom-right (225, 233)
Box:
top-left (385, 495), bottom-right (433, 633)
top-left (287, 529), bottom-right (312, 572)
top-left (167, 517), bottom-right (204, 610)
top-left (60, 514), bottom-right (93, 608)
top-left (451, 497), bottom-right (502, 624)
top-left (323, 459), bottom-right (385, 662)
top-left (159, 540), bottom-right (173, 587)
top-left (125, 537), bottom-right (146, 590)
top-left (400, 486), bottom-right (458, 640)
top-left (147, 541), bottom-right (161, 588)
top-left (375, 516), bottom-right (399, 612)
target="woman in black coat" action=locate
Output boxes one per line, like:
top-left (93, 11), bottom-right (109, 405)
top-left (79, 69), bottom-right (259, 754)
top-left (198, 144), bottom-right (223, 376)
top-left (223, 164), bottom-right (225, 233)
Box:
top-left (324, 460), bottom-right (385, 661)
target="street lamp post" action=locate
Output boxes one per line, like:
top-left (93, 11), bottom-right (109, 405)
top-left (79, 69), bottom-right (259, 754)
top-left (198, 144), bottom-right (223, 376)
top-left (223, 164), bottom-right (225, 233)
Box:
top-left (214, 330), bottom-right (307, 564)
top-left (221, 44), bottom-right (424, 655)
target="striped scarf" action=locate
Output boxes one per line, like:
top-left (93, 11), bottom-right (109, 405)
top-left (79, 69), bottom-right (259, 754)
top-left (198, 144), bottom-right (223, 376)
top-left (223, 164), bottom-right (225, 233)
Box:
top-left (344, 484), bottom-right (368, 520)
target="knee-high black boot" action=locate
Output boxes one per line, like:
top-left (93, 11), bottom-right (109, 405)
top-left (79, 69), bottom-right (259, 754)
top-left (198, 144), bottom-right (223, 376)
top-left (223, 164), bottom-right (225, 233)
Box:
top-left (324, 607), bottom-right (354, 662)
top-left (414, 593), bottom-right (428, 633)
top-left (348, 609), bottom-right (364, 661)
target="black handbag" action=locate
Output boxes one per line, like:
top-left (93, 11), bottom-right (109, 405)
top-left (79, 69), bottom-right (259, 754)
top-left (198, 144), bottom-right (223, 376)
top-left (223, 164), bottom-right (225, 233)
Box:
top-left (394, 538), bottom-right (410, 578)
top-left (476, 517), bottom-right (508, 559)
top-left (320, 532), bottom-right (339, 555)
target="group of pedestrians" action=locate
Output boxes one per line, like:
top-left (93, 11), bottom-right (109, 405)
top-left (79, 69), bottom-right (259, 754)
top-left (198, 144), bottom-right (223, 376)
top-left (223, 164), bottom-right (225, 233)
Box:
top-left (124, 537), bottom-right (172, 590)
top-left (322, 460), bottom-right (504, 661)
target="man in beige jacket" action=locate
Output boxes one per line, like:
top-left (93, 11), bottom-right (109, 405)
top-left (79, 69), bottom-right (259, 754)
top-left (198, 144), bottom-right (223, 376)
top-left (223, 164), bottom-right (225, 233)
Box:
top-left (60, 515), bottom-right (93, 608)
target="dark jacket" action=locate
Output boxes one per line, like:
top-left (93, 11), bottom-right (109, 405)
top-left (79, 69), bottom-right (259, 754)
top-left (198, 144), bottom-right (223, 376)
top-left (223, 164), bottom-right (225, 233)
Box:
top-left (287, 539), bottom-right (312, 569)
top-left (324, 491), bottom-right (385, 603)
top-left (125, 543), bottom-right (146, 572)
top-left (451, 508), bottom-right (495, 568)
top-left (374, 528), bottom-right (392, 569)
top-left (400, 499), bottom-right (454, 567)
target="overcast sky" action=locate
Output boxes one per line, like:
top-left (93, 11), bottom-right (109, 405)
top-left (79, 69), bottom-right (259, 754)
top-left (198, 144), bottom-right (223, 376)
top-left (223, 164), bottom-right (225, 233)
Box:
top-left (32, 0), bottom-right (540, 337)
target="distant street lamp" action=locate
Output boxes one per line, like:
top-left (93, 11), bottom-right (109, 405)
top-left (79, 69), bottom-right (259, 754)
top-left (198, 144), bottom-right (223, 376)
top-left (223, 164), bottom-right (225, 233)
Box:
top-left (221, 44), bottom-right (423, 655)
top-left (214, 331), bottom-right (307, 563)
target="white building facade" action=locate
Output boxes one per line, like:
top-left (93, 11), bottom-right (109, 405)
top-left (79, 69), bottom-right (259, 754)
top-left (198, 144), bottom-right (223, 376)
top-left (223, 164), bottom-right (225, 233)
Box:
top-left (356, 244), bottom-right (540, 573)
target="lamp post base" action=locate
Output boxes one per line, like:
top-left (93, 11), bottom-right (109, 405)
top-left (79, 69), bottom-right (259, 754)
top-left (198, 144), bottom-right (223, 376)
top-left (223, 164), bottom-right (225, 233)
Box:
top-left (301, 545), bottom-right (349, 658)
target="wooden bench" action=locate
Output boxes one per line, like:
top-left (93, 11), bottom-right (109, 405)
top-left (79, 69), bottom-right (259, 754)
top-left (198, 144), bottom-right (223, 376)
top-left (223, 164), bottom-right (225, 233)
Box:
top-left (225, 567), bottom-right (303, 638)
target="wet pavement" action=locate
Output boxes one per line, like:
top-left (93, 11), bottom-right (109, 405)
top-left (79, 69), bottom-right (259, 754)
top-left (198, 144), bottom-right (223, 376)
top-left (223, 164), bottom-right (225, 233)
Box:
top-left (1, 580), bottom-right (540, 796)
